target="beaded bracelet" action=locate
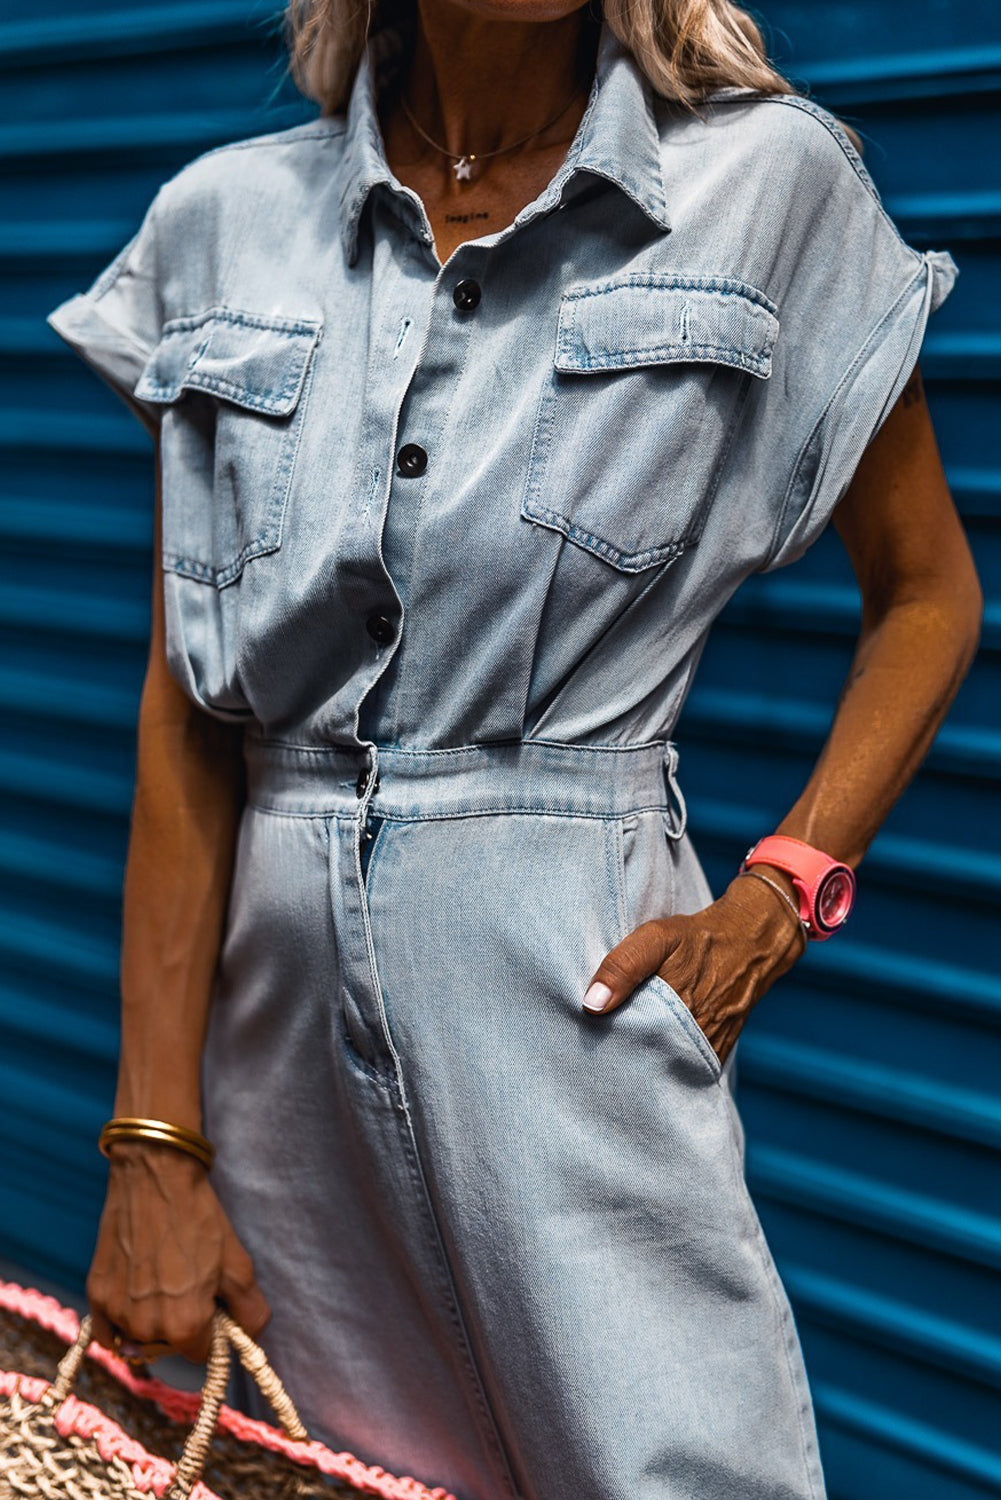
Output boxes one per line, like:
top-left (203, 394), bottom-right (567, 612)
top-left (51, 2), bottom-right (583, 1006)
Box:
top-left (98, 1116), bottom-right (215, 1171)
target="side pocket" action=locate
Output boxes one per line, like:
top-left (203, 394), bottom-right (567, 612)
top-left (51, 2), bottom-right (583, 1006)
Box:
top-left (644, 972), bottom-right (722, 1083)
top-left (616, 808), bottom-right (675, 935)
top-left (616, 810), bottom-right (722, 1084)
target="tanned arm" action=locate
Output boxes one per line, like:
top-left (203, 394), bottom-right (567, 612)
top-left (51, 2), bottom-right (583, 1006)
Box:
top-left (584, 365), bottom-right (983, 1055)
top-left (86, 438), bottom-right (270, 1363)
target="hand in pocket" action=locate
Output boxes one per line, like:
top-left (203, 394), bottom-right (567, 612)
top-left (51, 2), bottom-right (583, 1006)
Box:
top-left (580, 873), bottom-right (807, 1066)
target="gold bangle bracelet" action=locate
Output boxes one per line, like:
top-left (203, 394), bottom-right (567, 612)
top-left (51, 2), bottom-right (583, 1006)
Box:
top-left (102, 1115), bottom-right (209, 1148)
top-left (99, 1117), bottom-right (214, 1171)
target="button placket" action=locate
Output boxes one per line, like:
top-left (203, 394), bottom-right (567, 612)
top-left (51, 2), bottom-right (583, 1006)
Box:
top-left (366, 256), bottom-right (486, 726)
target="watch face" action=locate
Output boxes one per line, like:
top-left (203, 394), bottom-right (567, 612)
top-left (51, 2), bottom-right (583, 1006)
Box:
top-left (817, 868), bottom-right (855, 931)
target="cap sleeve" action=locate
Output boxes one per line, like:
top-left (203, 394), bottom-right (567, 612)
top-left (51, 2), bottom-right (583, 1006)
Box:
top-left (46, 188), bottom-right (165, 438)
top-left (757, 102), bottom-right (958, 572)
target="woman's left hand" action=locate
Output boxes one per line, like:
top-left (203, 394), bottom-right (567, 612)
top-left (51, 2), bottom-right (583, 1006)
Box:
top-left (581, 875), bottom-right (807, 1067)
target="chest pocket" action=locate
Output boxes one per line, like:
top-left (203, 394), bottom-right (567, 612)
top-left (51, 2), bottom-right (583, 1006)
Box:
top-left (520, 275), bottom-right (779, 573)
top-left (134, 308), bottom-right (322, 587)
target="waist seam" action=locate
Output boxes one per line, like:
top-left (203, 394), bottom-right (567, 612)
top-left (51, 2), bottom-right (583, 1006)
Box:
top-left (241, 735), bottom-right (688, 833)
top-left (245, 800), bottom-right (678, 822)
top-left (243, 734), bottom-right (677, 758)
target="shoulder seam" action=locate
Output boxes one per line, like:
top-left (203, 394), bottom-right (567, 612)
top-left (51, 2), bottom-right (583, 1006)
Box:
top-left (708, 92), bottom-right (919, 255)
top-left (175, 120), bottom-right (347, 170)
top-left (749, 95), bottom-right (903, 238)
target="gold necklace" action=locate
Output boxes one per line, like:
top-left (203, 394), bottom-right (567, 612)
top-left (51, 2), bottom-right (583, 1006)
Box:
top-left (399, 81), bottom-right (587, 183)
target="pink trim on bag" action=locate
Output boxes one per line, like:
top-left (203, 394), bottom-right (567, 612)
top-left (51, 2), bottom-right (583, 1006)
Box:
top-left (0, 1369), bottom-right (213, 1498)
top-left (0, 1280), bottom-right (457, 1500)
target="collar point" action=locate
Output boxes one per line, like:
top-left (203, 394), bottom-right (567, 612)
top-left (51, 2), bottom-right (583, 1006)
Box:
top-left (341, 228), bottom-right (360, 267)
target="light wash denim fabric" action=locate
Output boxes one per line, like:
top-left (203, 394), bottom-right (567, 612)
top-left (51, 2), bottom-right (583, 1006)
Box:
top-left (47, 18), bottom-right (956, 1500)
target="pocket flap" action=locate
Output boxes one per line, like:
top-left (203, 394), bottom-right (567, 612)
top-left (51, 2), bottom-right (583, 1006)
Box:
top-left (134, 308), bottom-right (323, 415)
top-left (554, 275), bottom-right (779, 378)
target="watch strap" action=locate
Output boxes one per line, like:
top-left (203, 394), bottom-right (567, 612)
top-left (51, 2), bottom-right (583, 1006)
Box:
top-left (741, 834), bottom-right (856, 939)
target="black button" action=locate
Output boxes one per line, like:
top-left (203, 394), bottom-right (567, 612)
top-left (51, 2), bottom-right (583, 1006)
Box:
top-left (366, 613), bottom-right (396, 645)
top-left (453, 278), bottom-right (481, 312)
top-left (397, 443), bottom-right (428, 477)
top-left (355, 770), bottom-right (367, 797)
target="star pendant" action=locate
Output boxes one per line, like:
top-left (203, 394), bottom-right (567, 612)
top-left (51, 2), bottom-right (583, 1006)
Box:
top-left (453, 155), bottom-right (476, 182)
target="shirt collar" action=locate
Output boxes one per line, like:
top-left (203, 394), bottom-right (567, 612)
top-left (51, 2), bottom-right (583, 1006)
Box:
top-left (338, 19), bottom-right (671, 265)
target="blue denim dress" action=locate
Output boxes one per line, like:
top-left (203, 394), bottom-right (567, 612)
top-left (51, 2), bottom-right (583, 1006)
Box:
top-left (48, 20), bottom-right (956, 1500)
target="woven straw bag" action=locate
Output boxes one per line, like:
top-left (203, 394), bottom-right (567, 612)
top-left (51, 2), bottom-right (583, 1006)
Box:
top-left (0, 1279), bottom-right (456, 1500)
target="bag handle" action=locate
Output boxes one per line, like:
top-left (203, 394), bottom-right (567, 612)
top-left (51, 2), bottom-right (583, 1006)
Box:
top-left (43, 1307), bottom-right (308, 1497)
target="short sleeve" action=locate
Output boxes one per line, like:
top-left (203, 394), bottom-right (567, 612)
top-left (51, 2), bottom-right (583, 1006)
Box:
top-left (757, 102), bottom-right (958, 572)
top-left (46, 188), bottom-right (165, 438)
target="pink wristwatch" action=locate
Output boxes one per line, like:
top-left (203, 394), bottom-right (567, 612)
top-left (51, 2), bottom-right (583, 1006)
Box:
top-left (740, 834), bottom-right (856, 941)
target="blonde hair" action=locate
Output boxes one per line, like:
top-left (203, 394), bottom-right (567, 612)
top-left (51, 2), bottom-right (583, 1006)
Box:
top-left (284, 0), bottom-right (863, 152)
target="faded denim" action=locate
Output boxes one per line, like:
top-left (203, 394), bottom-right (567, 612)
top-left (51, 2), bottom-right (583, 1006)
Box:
top-left (47, 16), bottom-right (956, 1500)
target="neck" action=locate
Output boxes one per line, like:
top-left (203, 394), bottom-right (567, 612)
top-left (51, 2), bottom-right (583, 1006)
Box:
top-left (397, 1), bottom-right (598, 159)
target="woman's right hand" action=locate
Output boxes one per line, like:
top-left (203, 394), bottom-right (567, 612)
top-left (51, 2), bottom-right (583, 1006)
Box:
top-left (86, 1142), bottom-right (271, 1364)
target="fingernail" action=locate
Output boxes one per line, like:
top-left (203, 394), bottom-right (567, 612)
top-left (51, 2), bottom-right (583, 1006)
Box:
top-left (582, 982), bottom-right (613, 1013)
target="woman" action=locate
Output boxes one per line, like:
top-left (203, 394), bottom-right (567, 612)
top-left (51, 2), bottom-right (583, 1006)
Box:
top-left (46, 0), bottom-right (981, 1495)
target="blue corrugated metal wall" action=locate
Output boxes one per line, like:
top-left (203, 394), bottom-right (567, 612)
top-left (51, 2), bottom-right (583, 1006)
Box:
top-left (3, 4), bottom-right (998, 1495)
top-left (0, 0), bottom-right (312, 1279)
